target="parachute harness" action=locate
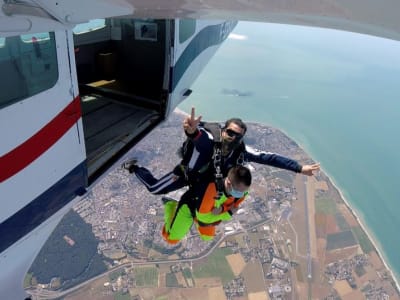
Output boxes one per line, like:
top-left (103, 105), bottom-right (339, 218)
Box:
top-left (213, 146), bottom-right (224, 199)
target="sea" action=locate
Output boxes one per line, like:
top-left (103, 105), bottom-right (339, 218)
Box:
top-left (178, 21), bottom-right (400, 283)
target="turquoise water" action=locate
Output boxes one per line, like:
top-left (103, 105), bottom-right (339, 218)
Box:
top-left (179, 22), bottom-right (400, 281)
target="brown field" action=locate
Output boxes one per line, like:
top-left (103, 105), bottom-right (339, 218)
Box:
top-left (317, 238), bottom-right (327, 262)
top-left (296, 282), bottom-right (307, 300)
top-left (176, 271), bottom-right (187, 287)
top-left (334, 280), bottom-right (353, 297)
top-left (315, 180), bottom-right (329, 191)
top-left (325, 214), bottom-right (340, 234)
top-left (226, 253), bottom-right (246, 276)
top-left (169, 252), bottom-right (181, 260)
top-left (369, 251), bottom-right (383, 269)
top-left (130, 287), bottom-right (209, 300)
top-left (360, 265), bottom-right (379, 282)
top-left (159, 272), bottom-right (166, 287)
top-left (312, 285), bottom-right (331, 300)
top-left (208, 286), bottom-right (227, 300)
top-left (324, 246), bottom-right (359, 264)
top-left (242, 262), bottom-right (265, 293)
top-left (341, 289), bottom-right (365, 300)
top-left (65, 277), bottom-right (113, 300)
top-left (315, 213), bottom-right (327, 238)
top-left (195, 277), bottom-right (222, 288)
top-left (248, 291), bottom-right (268, 300)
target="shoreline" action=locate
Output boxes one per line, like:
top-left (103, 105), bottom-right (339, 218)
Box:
top-left (269, 121), bottom-right (400, 292)
top-left (319, 168), bottom-right (400, 291)
top-left (173, 107), bottom-right (400, 292)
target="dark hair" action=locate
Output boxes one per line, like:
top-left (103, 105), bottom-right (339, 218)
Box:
top-left (224, 118), bottom-right (247, 134)
top-left (228, 165), bottom-right (252, 187)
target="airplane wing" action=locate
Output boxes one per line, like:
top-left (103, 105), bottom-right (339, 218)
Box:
top-left (4, 0), bottom-right (399, 41)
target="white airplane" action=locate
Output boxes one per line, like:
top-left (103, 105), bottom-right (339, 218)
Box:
top-left (1, 1), bottom-right (400, 299)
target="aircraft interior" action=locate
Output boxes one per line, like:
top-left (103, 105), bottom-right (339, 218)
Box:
top-left (73, 18), bottom-right (170, 183)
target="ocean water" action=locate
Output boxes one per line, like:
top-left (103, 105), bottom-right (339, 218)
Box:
top-left (179, 22), bottom-right (400, 281)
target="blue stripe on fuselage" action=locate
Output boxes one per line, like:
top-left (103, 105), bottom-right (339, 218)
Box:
top-left (0, 162), bottom-right (87, 253)
top-left (171, 21), bottom-right (237, 92)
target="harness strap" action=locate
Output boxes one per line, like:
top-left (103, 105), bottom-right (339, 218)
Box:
top-left (195, 218), bottom-right (222, 227)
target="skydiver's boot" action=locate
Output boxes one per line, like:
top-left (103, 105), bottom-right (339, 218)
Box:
top-left (161, 196), bottom-right (179, 205)
top-left (121, 158), bottom-right (138, 173)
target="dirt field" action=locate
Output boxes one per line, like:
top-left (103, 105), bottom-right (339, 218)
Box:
top-left (315, 180), bottom-right (329, 191)
top-left (208, 286), bottom-right (227, 300)
top-left (315, 213), bottom-right (327, 238)
top-left (129, 287), bottom-right (210, 300)
top-left (176, 271), bottom-right (187, 287)
top-left (341, 289), bottom-right (365, 300)
top-left (226, 253), bottom-right (246, 276)
top-left (311, 285), bottom-right (331, 300)
top-left (242, 261), bottom-right (265, 293)
top-left (334, 280), bottom-right (353, 297)
top-left (248, 291), bottom-right (268, 300)
top-left (317, 238), bottom-right (327, 263)
top-left (369, 251), bottom-right (383, 269)
top-left (65, 277), bottom-right (113, 300)
top-left (325, 214), bottom-right (340, 234)
top-left (194, 277), bottom-right (222, 288)
top-left (296, 281), bottom-right (308, 300)
top-left (324, 246), bottom-right (359, 264)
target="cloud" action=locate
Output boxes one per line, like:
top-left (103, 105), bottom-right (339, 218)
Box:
top-left (228, 33), bottom-right (247, 40)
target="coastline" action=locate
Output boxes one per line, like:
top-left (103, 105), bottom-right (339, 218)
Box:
top-left (273, 123), bottom-right (400, 292)
top-left (318, 168), bottom-right (400, 291)
top-left (173, 107), bottom-right (400, 291)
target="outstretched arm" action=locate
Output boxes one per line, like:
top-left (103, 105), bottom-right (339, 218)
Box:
top-left (244, 145), bottom-right (320, 176)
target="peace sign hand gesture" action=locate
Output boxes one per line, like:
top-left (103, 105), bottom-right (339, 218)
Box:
top-left (183, 107), bottom-right (202, 134)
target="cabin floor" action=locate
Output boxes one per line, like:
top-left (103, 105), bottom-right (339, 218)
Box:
top-left (80, 88), bottom-right (159, 179)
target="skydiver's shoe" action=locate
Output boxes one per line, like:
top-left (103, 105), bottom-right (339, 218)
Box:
top-left (121, 158), bottom-right (138, 173)
top-left (161, 196), bottom-right (179, 205)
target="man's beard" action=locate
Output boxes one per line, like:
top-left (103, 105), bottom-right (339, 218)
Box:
top-left (222, 139), bottom-right (241, 156)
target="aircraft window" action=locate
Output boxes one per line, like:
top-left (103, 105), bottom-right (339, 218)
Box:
top-left (20, 32), bottom-right (50, 43)
top-left (0, 37), bottom-right (5, 48)
top-left (179, 19), bottom-right (196, 43)
top-left (73, 19), bottom-right (106, 35)
top-left (0, 32), bottom-right (58, 109)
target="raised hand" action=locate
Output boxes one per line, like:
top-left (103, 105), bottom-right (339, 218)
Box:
top-left (183, 107), bottom-right (202, 134)
top-left (301, 163), bottom-right (320, 176)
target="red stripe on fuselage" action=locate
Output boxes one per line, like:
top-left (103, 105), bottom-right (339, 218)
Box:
top-left (0, 96), bottom-right (82, 183)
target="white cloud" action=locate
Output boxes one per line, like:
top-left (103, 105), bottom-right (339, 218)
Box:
top-left (228, 33), bottom-right (247, 40)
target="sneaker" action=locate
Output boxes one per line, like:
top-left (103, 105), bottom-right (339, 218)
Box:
top-left (121, 158), bottom-right (138, 173)
top-left (161, 196), bottom-right (179, 205)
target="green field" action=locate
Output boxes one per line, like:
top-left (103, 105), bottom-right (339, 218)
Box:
top-left (193, 248), bottom-right (234, 285)
top-left (352, 226), bottom-right (374, 253)
top-left (134, 266), bottom-right (159, 287)
top-left (114, 291), bottom-right (130, 300)
top-left (109, 269), bottom-right (126, 281)
top-left (315, 197), bottom-right (336, 214)
top-left (166, 272), bottom-right (181, 287)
